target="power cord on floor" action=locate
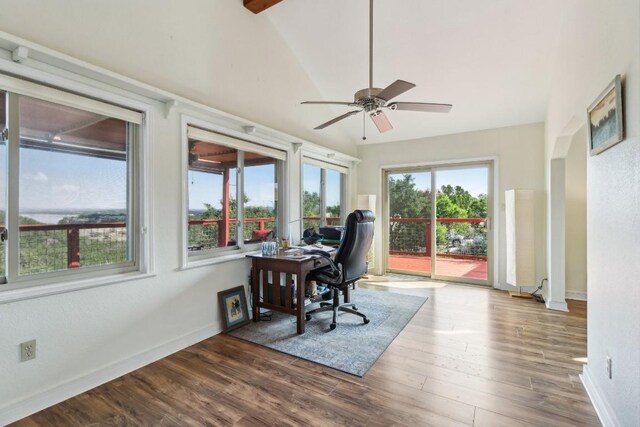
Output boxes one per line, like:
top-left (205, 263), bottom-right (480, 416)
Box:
top-left (531, 278), bottom-right (546, 303)
top-left (246, 281), bottom-right (274, 320)
top-left (259, 311), bottom-right (274, 321)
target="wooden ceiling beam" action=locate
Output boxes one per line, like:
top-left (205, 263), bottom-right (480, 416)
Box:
top-left (243, 0), bottom-right (282, 14)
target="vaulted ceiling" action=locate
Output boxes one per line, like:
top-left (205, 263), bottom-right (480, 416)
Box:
top-left (261, 0), bottom-right (567, 145)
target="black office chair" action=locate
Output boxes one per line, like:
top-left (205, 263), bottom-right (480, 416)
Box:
top-left (305, 209), bottom-right (375, 330)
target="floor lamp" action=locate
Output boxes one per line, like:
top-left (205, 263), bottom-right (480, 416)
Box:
top-left (505, 189), bottom-right (535, 298)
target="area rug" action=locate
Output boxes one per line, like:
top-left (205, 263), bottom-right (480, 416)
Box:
top-left (229, 288), bottom-right (427, 376)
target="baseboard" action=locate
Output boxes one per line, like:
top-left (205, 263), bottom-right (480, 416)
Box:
top-left (581, 365), bottom-right (621, 427)
top-left (545, 299), bottom-right (569, 311)
top-left (566, 291), bottom-right (587, 301)
top-left (0, 324), bottom-right (219, 426)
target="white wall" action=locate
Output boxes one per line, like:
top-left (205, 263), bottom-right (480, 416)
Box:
top-left (0, 0), bottom-right (354, 156)
top-left (545, 0), bottom-right (640, 425)
top-left (565, 127), bottom-right (587, 298)
top-left (0, 1), bottom-right (357, 423)
top-left (356, 123), bottom-right (546, 289)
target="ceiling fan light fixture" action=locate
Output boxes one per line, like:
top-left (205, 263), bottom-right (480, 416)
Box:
top-left (370, 110), bottom-right (393, 133)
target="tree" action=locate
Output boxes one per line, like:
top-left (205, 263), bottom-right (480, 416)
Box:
top-left (303, 191), bottom-right (321, 218)
top-left (387, 175), bottom-right (431, 251)
top-left (440, 185), bottom-right (473, 213)
top-left (436, 193), bottom-right (467, 219)
top-left (200, 193), bottom-right (251, 220)
top-left (468, 194), bottom-right (487, 218)
top-left (194, 193), bottom-right (276, 245)
top-left (388, 174), bottom-right (430, 218)
top-left (435, 193), bottom-right (470, 244)
top-left (326, 204), bottom-right (340, 218)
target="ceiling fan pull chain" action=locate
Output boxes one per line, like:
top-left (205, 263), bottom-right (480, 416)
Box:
top-left (362, 111), bottom-right (367, 141)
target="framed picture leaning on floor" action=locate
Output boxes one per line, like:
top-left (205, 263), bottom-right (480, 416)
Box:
top-left (218, 286), bottom-right (250, 332)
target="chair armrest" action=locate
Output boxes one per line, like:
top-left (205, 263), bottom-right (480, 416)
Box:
top-left (305, 250), bottom-right (341, 280)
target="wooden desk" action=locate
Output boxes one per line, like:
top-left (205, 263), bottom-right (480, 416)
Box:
top-left (247, 251), bottom-right (330, 334)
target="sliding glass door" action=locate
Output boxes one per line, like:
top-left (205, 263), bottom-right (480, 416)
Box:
top-left (384, 162), bottom-right (492, 285)
top-left (386, 171), bottom-right (432, 276)
top-left (434, 166), bottom-right (489, 282)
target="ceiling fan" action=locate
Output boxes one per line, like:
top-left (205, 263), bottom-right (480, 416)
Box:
top-left (301, 0), bottom-right (452, 138)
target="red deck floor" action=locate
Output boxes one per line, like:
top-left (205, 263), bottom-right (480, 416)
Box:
top-left (388, 254), bottom-right (487, 280)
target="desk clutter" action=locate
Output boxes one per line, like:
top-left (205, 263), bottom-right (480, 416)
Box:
top-left (261, 241), bottom-right (337, 258)
top-left (302, 226), bottom-right (344, 245)
top-left (260, 241), bottom-right (278, 256)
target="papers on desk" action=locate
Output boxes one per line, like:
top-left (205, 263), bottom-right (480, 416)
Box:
top-left (290, 244), bottom-right (336, 254)
top-left (283, 249), bottom-right (307, 259)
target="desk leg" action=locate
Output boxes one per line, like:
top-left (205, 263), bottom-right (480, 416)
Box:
top-left (296, 267), bottom-right (306, 334)
top-left (251, 264), bottom-right (259, 322)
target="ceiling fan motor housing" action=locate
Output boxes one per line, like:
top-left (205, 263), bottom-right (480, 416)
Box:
top-left (355, 87), bottom-right (385, 112)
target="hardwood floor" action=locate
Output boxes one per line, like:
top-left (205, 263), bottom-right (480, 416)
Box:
top-left (12, 283), bottom-right (600, 426)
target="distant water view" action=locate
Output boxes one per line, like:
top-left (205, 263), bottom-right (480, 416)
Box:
top-left (21, 212), bottom-right (79, 224)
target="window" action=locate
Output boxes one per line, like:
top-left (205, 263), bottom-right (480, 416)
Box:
top-left (325, 169), bottom-right (342, 225)
top-left (302, 158), bottom-right (346, 231)
top-left (0, 91), bottom-right (6, 280)
top-left (0, 81), bottom-right (142, 286)
top-left (302, 164), bottom-right (321, 230)
top-left (186, 126), bottom-right (284, 259)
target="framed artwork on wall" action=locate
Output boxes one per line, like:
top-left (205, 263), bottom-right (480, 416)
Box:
top-left (218, 286), bottom-right (250, 332)
top-left (588, 74), bottom-right (624, 156)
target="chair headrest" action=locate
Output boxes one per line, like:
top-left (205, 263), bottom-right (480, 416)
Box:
top-left (351, 209), bottom-right (375, 223)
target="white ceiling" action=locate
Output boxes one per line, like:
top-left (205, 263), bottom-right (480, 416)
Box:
top-left (266, 0), bottom-right (566, 145)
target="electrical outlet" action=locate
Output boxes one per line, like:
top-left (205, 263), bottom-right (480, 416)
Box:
top-left (606, 355), bottom-right (612, 379)
top-left (20, 340), bottom-right (36, 362)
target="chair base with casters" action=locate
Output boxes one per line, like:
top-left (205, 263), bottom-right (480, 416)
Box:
top-left (305, 286), bottom-right (369, 330)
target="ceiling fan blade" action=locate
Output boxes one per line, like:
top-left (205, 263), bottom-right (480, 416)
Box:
top-left (314, 110), bottom-right (362, 130)
top-left (370, 110), bottom-right (393, 133)
top-left (377, 80), bottom-right (416, 102)
top-left (302, 101), bottom-right (359, 107)
top-left (388, 102), bottom-right (453, 113)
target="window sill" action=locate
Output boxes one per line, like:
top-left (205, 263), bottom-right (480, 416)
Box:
top-left (0, 271), bottom-right (156, 304)
top-left (181, 249), bottom-right (259, 270)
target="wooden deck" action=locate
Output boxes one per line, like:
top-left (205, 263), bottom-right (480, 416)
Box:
top-left (12, 283), bottom-right (599, 426)
top-left (389, 254), bottom-right (488, 280)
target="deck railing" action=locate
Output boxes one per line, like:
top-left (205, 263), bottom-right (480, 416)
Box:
top-left (2, 215), bottom-right (485, 273)
top-left (4, 217), bottom-right (278, 273)
top-left (4, 222), bottom-right (128, 274)
top-left (389, 217), bottom-right (487, 260)
top-left (187, 217), bottom-right (276, 249)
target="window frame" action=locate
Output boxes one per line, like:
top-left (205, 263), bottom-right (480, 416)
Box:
top-left (0, 72), bottom-right (151, 295)
top-left (182, 121), bottom-right (286, 268)
top-left (301, 154), bottom-right (349, 234)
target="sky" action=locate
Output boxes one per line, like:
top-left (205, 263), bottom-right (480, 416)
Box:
top-left (189, 164), bottom-right (276, 211)
top-left (303, 164), bottom-right (341, 207)
top-left (12, 147), bottom-right (312, 215)
top-left (9, 146), bottom-right (485, 216)
top-left (5, 148), bottom-right (127, 212)
top-left (189, 163), bottom-right (343, 211)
